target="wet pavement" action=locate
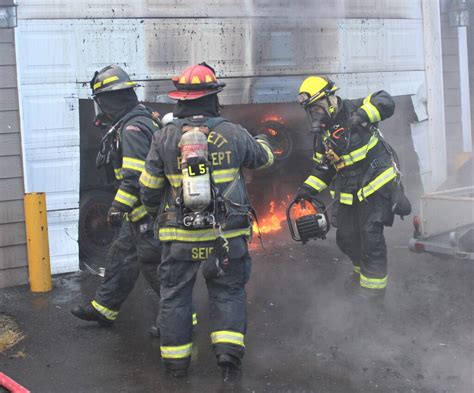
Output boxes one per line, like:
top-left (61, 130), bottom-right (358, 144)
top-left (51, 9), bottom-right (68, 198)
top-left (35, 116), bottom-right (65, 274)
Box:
top-left (1, 222), bottom-right (473, 393)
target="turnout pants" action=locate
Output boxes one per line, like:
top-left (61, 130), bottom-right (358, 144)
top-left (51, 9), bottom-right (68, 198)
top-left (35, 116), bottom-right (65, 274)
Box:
top-left (335, 189), bottom-right (394, 290)
top-left (92, 219), bottom-right (162, 321)
top-left (158, 241), bottom-right (250, 372)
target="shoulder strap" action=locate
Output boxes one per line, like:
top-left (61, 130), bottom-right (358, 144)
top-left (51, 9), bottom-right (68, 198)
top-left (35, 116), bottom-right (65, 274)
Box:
top-left (371, 126), bottom-right (402, 178)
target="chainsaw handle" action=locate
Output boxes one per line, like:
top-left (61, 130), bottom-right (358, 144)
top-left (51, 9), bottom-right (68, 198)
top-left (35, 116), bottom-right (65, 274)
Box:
top-left (286, 197), bottom-right (329, 242)
top-left (286, 198), bottom-right (302, 242)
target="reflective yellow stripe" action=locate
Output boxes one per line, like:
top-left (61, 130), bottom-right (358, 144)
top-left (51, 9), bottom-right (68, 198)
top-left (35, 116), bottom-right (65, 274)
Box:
top-left (330, 190), bottom-right (335, 198)
top-left (114, 189), bottom-right (138, 207)
top-left (167, 173), bottom-right (183, 188)
top-left (211, 330), bottom-right (245, 347)
top-left (360, 274), bottom-right (387, 289)
top-left (102, 75), bottom-right (119, 85)
top-left (211, 168), bottom-right (239, 184)
top-left (93, 81), bottom-right (102, 90)
top-left (357, 167), bottom-right (397, 201)
top-left (340, 135), bottom-right (379, 167)
top-left (160, 343), bottom-right (193, 359)
top-left (313, 152), bottom-right (324, 164)
top-left (353, 265), bottom-right (361, 274)
top-left (304, 175), bottom-right (328, 192)
top-left (122, 157), bottom-right (145, 172)
top-left (91, 300), bottom-right (118, 321)
top-left (114, 167), bottom-right (123, 180)
top-left (192, 313), bottom-right (198, 326)
top-left (257, 140), bottom-right (274, 170)
top-left (139, 169), bottom-right (165, 189)
top-left (159, 227), bottom-right (251, 243)
top-left (340, 192), bottom-right (353, 205)
top-left (360, 94), bottom-right (381, 123)
top-left (128, 205), bottom-right (147, 222)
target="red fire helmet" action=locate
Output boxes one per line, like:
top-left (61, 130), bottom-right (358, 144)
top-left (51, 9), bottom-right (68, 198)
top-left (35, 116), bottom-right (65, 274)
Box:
top-left (168, 62), bottom-right (225, 100)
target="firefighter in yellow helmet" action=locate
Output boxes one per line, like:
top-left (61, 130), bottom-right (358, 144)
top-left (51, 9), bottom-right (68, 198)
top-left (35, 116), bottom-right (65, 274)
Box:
top-left (295, 75), bottom-right (407, 301)
top-left (139, 62), bottom-right (273, 378)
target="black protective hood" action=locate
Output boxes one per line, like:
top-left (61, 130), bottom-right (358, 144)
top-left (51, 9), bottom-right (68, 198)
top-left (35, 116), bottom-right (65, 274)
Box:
top-left (95, 88), bottom-right (139, 124)
top-left (173, 94), bottom-right (220, 119)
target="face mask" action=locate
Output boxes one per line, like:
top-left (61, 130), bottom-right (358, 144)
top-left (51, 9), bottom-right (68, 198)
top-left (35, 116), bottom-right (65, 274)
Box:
top-left (305, 97), bottom-right (338, 133)
top-left (93, 97), bottom-right (113, 127)
top-left (306, 104), bottom-right (330, 134)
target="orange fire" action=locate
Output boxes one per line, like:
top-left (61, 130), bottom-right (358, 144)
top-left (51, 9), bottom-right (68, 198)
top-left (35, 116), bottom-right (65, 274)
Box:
top-left (267, 127), bottom-right (278, 136)
top-left (252, 195), bottom-right (318, 234)
top-left (261, 113), bottom-right (285, 124)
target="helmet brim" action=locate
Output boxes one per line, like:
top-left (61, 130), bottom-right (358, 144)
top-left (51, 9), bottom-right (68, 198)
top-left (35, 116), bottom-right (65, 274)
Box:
top-left (92, 81), bottom-right (140, 96)
top-left (168, 88), bottom-right (223, 101)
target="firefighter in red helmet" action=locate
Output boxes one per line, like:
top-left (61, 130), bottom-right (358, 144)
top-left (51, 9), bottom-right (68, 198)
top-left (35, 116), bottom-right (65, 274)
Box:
top-left (140, 63), bottom-right (274, 378)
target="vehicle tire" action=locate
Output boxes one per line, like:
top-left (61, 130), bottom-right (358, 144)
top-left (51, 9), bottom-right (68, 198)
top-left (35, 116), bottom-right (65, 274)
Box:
top-left (79, 189), bottom-right (118, 261)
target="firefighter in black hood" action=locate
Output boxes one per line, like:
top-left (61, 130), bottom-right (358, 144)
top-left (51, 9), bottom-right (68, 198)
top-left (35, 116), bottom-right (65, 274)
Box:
top-left (71, 65), bottom-right (162, 327)
top-left (139, 63), bottom-right (274, 377)
top-left (295, 75), bottom-right (399, 299)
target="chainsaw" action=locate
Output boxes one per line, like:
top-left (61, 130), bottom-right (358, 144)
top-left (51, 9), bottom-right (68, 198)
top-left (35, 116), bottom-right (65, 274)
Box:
top-left (286, 197), bottom-right (330, 244)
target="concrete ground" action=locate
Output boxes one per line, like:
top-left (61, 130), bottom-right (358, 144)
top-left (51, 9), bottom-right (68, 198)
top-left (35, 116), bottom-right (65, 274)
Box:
top-left (1, 222), bottom-right (473, 393)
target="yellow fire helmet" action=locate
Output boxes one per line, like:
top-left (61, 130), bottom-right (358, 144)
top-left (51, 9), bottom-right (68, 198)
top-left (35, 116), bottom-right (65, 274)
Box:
top-left (298, 76), bottom-right (339, 108)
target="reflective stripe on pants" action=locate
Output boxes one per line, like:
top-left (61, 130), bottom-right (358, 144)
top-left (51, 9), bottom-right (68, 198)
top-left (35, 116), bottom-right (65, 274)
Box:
top-left (160, 343), bottom-right (193, 359)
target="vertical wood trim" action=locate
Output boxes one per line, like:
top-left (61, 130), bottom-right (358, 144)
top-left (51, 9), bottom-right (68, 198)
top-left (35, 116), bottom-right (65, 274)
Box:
top-left (422, 0), bottom-right (447, 190)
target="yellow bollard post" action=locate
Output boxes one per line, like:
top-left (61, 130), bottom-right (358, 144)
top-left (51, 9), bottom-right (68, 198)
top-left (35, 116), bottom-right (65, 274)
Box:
top-left (24, 192), bottom-right (52, 292)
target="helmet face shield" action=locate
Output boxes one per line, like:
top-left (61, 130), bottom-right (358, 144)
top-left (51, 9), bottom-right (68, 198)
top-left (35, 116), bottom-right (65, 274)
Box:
top-left (297, 92), bottom-right (310, 107)
top-left (306, 105), bottom-right (329, 134)
top-left (93, 97), bottom-right (112, 127)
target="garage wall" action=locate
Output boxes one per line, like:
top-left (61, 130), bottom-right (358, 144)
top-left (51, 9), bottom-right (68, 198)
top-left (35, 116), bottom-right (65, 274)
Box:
top-left (14, 0), bottom-right (427, 274)
top-left (0, 29), bottom-right (28, 289)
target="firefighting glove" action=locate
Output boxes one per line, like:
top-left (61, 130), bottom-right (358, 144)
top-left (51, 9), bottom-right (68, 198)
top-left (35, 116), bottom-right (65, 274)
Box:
top-left (202, 236), bottom-right (230, 280)
top-left (107, 206), bottom-right (125, 227)
top-left (295, 185), bottom-right (317, 202)
top-left (349, 110), bottom-right (369, 131)
top-left (256, 133), bottom-right (274, 144)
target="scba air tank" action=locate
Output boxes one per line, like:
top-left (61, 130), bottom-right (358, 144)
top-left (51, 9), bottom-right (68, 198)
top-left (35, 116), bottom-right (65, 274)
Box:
top-left (179, 129), bottom-right (211, 212)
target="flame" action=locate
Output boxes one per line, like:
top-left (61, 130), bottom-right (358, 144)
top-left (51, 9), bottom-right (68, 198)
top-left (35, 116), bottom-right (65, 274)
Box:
top-left (252, 195), bottom-right (318, 235)
top-left (267, 127), bottom-right (278, 136)
top-left (261, 113), bottom-right (285, 124)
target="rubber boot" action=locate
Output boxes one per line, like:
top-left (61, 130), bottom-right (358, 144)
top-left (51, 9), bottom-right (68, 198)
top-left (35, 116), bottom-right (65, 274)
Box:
top-left (217, 354), bottom-right (240, 381)
top-left (343, 272), bottom-right (360, 295)
top-left (165, 364), bottom-right (188, 378)
top-left (70, 304), bottom-right (114, 327)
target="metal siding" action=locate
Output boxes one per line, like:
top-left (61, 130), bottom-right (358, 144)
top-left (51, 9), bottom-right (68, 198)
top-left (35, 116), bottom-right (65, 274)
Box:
top-left (0, 88), bottom-right (19, 111)
top-left (0, 267), bottom-right (28, 289)
top-left (0, 244), bottom-right (28, 269)
top-left (0, 155), bottom-right (23, 179)
top-left (0, 42), bottom-right (15, 65)
top-left (0, 26), bottom-right (27, 288)
top-left (0, 178), bottom-right (24, 201)
top-left (0, 133), bottom-right (22, 156)
top-left (0, 111), bottom-right (20, 134)
top-left (0, 29), bottom-right (14, 42)
top-left (0, 65), bottom-right (18, 88)
top-left (0, 222), bottom-right (26, 247)
top-left (0, 200), bottom-right (25, 223)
